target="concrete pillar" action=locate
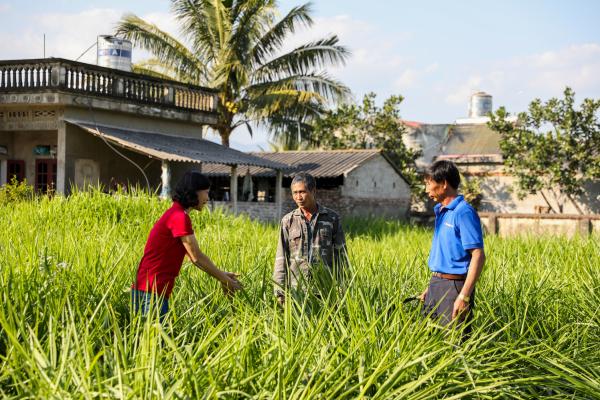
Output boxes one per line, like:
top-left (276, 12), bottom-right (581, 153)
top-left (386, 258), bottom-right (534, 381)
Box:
top-left (113, 77), bottom-right (124, 96)
top-left (160, 160), bottom-right (171, 199)
top-left (230, 165), bottom-right (238, 214)
top-left (0, 160), bottom-right (6, 186)
top-left (56, 120), bottom-right (66, 194)
top-left (276, 169), bottom-right (283, 221)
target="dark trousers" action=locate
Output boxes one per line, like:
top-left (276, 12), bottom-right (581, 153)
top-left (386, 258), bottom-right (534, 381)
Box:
top-left (422, 276), bottom-right (475, 330)
top-left (131, 289), bottom-right (169, 323)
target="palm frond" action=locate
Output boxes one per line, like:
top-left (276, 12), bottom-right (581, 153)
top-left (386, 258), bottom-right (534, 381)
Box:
top-left (115, 13), bottom-right (208, 84)
top-left (132, 59), bottom-right (200, 83)
top-left (245, 89), bottom-right (326, 118)
top-left (253, 36), bottom-right (349, 82)
top-left (251, 3), bottom-right (313, 65)
top-left (172, 0), bottom-right (233, 63)
top-left (230, 0), bottom-right (276, 64)
top-left (246, 72), bottom-right (350, 102)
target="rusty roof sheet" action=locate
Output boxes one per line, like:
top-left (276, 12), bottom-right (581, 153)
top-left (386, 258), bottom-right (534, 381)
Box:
top-left (202, 149), bottom-right (392, 178)
top-left (67, 120), bottom-right (289, 170)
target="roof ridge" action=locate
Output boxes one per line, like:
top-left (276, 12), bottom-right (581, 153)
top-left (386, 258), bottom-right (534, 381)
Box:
top-left (252, 149), bottom-right (381, 154)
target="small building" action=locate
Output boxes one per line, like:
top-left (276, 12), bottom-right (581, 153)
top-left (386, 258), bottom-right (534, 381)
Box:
top-left (203, 149), bottom-right (412, 219)
top-left (403, 93), bottom-right (600, 214)
top-left (0, 58), bottom-right (288, 217)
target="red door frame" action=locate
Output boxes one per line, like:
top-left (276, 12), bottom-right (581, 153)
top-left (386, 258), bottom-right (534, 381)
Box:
top-left (35, 159), bottom-right (57, 193)
top-left (7, 159), bottom-right (26, 182)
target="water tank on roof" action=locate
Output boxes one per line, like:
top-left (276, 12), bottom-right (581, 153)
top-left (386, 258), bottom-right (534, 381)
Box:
top-left (97, 35), bottom-right (132, 72)
top-left (468, 92), bottom-right (492, 118)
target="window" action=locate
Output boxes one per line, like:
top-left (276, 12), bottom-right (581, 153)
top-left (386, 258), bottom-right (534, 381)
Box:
top-left (7, 160), bottom-right (25, 182)
top-left (35, 159), bottom-right (57, 193)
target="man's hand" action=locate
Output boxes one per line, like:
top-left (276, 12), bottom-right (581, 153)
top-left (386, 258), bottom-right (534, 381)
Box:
top-left (418, 287), bottom-right (428, 303)
top-left (219, 271), bottom-right (242, 295)
top-left (452, 296), bottom-right (469, 321)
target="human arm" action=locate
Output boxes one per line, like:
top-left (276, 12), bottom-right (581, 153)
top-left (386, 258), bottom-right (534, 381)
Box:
top-left (452, 247), bottom-right (485, 320)
top-left (180, 234), bottom-right (242, 294)
top-left (451, 206), bottom-right (485, 320)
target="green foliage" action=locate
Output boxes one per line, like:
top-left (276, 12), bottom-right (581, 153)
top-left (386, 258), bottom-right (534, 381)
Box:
top-left (0, 191), bottom-right (598, 398)
top-left (0, 177), bottom-right (34, 204)
top-left (460, 174), bottom-right (483, 210)
top-left (489, 87), bottom-right (600, 214)
top-left (116, 0), bottom-right (350, 147)
top-left (312, 92), bottom-right (422, 194)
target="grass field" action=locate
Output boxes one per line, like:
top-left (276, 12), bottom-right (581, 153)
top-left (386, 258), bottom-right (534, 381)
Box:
top-left (0, 191), bottom-right (598, 399)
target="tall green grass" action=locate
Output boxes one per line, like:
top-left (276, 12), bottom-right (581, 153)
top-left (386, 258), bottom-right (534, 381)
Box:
top-left (0, 191), bottom-right (598, 398)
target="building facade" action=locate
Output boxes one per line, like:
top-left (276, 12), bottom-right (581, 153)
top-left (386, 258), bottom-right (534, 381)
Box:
top-left (203, 149), bottom-right (412, 220)
top-left (0, 58), bottom-right (288, 216)
top-left (403, 93), bottom-right (600, 215)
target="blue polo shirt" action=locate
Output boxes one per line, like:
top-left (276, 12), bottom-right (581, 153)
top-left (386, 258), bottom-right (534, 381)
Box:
top-left (428, 195), bottom-right (483, 274)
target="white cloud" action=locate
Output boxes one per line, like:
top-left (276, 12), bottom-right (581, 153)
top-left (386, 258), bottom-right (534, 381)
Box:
top-left (0, 8), bottom-right (125, 63)
top-left (34, 9), bottom-right (123, 63)
top-left (272, 14), bottom-right (416, 97)
top-left (140, 11), bottom-right (182, 41)
top-left (443, 43), bottom-right (600, 114)
top-left (393, 63), bottom-right (439, 89)
top-left (445, 76), bottom-right (483, 106)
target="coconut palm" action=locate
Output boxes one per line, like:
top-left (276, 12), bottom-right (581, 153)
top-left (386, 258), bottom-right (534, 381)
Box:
top-left (115, 0), bottom-right (350, 147)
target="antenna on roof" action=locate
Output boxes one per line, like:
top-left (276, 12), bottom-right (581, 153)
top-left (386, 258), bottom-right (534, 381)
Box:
top-left (75, 41), bottom-right (98, 62)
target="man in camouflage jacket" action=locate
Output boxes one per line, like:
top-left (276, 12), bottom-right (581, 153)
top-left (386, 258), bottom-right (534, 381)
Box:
top-left (273, 172), bottom-right (348, 304)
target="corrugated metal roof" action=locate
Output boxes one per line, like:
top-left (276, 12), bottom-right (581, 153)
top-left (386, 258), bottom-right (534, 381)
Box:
top-left (442, 124), bottom-right (501, 156)
top-left (67, 120), bottom-right (289, 170)
top-left (202, 149), bottom-right (386, 178)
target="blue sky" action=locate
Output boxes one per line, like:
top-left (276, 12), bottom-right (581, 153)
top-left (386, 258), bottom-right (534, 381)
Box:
top-left (1, 0), bottom-right (599, 150)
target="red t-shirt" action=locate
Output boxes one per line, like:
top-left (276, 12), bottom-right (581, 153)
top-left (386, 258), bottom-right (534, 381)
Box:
top-left (134, 202), bottom-right (194, 297)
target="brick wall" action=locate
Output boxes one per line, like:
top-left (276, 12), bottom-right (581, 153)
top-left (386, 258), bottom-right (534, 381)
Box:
top-left (211, 201), bottom-right (279, 222)
top-left (282, 187), bottom-right (410, 219)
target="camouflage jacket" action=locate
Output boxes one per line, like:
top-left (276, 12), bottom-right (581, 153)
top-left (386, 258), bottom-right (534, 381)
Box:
top-left (273, 205), bottom-right (348, 297)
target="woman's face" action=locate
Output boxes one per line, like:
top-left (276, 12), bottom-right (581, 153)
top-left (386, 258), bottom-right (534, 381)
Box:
top-left (194, 189), bottom-right (210, 210)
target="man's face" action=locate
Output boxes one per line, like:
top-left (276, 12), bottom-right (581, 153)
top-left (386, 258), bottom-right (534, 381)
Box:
top-left (425, 178), bottom-right (447, 203)
top-left (194, 189), bottom-right (210, 211)
top-left (291, 182), bottom-right (316, 210)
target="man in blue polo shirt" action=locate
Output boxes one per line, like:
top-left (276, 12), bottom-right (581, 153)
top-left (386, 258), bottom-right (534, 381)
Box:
top-left (419, 160), bottom-right (486, 329)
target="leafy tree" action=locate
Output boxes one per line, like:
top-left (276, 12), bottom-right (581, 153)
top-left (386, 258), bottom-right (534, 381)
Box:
top-left (116, 0), bottom-right (349, 147)
top-left (459, 174), bottom-right (483, 210)
top-left (489, 87), bottom-right (600, 214)
top-left (311, 92), bottom-right (421, 193)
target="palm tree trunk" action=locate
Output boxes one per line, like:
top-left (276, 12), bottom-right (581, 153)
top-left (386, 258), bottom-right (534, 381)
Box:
top-left (218, 127), bottom-right (231, 148)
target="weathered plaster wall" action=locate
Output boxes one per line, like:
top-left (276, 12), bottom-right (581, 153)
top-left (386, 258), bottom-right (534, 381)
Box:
top-left (63, 123), bottom-right (162, 192)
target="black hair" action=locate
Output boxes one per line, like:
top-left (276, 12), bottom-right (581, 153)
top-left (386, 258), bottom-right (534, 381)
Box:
top-left (291, 172), bottom-right (316, 191)
top-left (425, 160), bottom-right (461, 189)
top-left (172, 170), bottom-right (211, 208)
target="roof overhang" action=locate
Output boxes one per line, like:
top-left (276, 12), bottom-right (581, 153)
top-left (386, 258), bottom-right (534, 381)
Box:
top-left (66, 120), bottom-right (289, 170)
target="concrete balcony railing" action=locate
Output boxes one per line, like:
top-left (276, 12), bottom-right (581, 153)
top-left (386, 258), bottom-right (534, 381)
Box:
top-left (0, 58), bottom-right (218, 114)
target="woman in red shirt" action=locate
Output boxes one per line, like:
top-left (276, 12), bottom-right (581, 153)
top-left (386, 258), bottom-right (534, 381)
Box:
top-left (132, 171), bottom-right (241, 321)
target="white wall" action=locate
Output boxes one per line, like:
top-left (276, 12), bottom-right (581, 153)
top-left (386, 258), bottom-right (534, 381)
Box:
top-left (342, 155), bottom-right (411, 200)
top-left (461, 163), bottom-right (600, 214)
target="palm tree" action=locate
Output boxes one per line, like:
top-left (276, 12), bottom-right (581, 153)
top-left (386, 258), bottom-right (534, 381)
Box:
top-left (115, 0), bottom-right (350, 147)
